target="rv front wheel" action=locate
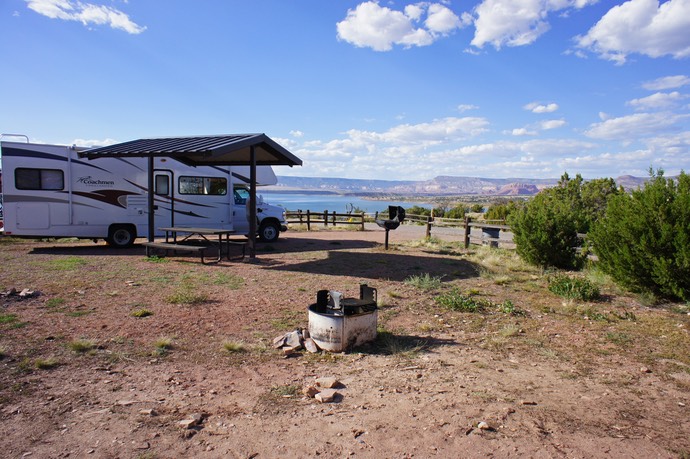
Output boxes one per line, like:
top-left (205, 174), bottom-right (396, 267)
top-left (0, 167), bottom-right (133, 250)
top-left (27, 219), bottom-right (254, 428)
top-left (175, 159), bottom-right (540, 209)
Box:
top-left (107, 225), bottom-right (136, 248)
top-left (258, 220), bottom-right (280, 243)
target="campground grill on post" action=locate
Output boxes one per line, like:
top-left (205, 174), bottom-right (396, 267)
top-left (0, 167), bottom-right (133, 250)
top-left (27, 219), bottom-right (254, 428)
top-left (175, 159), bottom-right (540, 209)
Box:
top-left (376, 205), bottom-right (406, 250)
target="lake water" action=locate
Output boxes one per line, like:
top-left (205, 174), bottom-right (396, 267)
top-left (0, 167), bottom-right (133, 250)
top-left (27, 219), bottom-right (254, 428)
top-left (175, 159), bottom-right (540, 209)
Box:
top-left (259, 191), bottom-right (432, 214)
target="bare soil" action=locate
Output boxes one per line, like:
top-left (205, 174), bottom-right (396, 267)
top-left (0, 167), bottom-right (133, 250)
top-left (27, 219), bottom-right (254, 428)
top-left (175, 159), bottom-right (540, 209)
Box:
top-left (1, 225), bottom-right (689, 459)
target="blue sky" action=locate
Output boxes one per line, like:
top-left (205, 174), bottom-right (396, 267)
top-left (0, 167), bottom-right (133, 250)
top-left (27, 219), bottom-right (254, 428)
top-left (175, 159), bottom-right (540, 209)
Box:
top-left (1, 0), bottom-right (689, 181)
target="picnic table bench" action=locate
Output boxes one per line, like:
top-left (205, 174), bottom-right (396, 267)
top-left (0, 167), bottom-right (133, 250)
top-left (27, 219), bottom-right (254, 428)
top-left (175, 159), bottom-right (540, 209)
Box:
top-left (143, 227), bottom-right (248, 263)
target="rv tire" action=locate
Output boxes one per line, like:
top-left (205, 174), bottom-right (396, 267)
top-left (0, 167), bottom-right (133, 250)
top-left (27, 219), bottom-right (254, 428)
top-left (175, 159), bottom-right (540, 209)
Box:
top-left (258, 220), bottom-right (280, 243)
top-left (107, 224), bottom-right (136, 248)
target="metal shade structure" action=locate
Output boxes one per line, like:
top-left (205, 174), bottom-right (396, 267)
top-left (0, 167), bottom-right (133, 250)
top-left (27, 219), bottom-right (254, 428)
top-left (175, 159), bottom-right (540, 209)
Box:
top-left (81, 134), bottom-right (302, 258)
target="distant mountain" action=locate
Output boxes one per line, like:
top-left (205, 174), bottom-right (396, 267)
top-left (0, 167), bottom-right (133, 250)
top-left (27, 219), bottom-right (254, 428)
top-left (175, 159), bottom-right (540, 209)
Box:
top-left (271, 175), bottom-right (651, 196)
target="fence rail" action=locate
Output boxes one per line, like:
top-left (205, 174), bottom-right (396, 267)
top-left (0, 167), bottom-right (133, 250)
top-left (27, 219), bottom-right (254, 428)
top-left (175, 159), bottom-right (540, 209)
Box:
top-left (285, 210), bottom-right (366, 231)
top-left (287, 209), bottom-right (516, 248)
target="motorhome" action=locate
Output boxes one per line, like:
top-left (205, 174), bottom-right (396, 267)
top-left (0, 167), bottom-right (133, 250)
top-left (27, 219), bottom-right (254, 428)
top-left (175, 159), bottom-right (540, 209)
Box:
top-left (0, 139), bottom-right (288, 246)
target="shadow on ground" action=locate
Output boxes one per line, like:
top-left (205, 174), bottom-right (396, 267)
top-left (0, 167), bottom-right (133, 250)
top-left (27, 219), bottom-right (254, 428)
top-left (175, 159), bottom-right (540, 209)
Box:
top-left (356, 332), bottom-right (460, 355)
top-left (266, 249), bottom-right (479, 282)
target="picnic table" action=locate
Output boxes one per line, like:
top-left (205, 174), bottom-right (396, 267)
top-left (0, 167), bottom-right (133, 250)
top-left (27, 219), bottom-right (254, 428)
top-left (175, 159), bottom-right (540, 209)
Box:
top-left (143, 227), bottom-right (248, 263)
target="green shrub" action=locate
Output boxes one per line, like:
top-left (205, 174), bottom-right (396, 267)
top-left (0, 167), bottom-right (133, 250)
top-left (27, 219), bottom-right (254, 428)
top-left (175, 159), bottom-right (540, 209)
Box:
top-left (509, 173), bottom-right (619, 270)
top-left (589, 170), bottom-right (690, 301)
top-left (445, 205), bottom-right (466, 219)
top-left (485, 200), bottom-right (523, 221)
top-left (406, 205), bottom-right (431, 217)
top-left (548, 274), bottom-right (600, 301)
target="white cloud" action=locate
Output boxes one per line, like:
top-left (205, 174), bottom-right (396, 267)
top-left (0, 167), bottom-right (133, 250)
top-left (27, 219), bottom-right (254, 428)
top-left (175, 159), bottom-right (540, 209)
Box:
top-left (471, 0), bottom-right (596, 49)
top-left (457, 104), bottom-right (479, 112)
top-left (627, 91), bottom-right (687, 110)
top-left (72, 137), bottom-right (118, 147)
top-left (642, 75), bottom-right (690, 90)
top-left (289, 130), bottom-right (304, 138)
top-left (26, 0), bottom-right (146, 34)
top-left (511, 128), bottom-right (537, 136)
top-left (524, 102), bottom-right (559, 113)
top-left (584, 112), bottom-right (689, 140)
top-left (540, 119), bottom-right (567, 130)
top-left (575, 0), bottom-right (690, 64)
top-left (336, 1), bottom-right (465, 51)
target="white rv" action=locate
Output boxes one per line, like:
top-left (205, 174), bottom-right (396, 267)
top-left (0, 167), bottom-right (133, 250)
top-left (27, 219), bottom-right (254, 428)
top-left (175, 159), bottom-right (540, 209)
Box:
top-left (0, 140), bottom-right (288, 246)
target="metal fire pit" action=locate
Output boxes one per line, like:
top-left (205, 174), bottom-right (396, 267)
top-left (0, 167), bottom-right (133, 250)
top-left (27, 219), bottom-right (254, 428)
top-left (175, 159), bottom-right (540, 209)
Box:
top-left (375, 206), bottom-right (406, 249)
top-left (308, 285), bottom-right (378, 352)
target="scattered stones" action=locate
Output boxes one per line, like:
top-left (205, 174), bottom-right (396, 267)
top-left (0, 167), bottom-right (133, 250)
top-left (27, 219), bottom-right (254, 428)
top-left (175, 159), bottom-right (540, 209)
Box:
top-left (1, 288), bottom-right (39, 299)
top-left (316, 377), bottom-right (339, 389)
top-left (303, 385), bottom-right (319, 398)
top-left (304, 338), bottom-right (319, 353)
top-left (116, 400), bottom-right (136, 406)
top-left (315, 389), bottom-right (338, 403)
top-left (285, 330), bottom-right (303, 349)
top-left (273, 329), bottom-right (322, 354)
top-left (272, 335), bottom-right (287, 349)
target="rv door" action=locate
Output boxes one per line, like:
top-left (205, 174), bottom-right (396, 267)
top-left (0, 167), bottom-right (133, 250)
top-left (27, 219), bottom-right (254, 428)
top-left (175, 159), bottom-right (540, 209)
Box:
top-left (153, 170), bottom-right (175, 228)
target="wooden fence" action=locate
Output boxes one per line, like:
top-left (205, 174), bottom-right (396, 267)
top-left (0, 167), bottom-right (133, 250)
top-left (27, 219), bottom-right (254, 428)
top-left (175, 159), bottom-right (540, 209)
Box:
top-left (404, 213), bottom-right (511, 248)
top-left (286, 208), bottom-right (515, 248)
top-left (285, 210), bottom-right (366, 231)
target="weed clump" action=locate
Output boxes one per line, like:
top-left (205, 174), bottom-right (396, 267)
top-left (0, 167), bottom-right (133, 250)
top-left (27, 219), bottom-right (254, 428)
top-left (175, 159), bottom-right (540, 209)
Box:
top-left (404, 273), bottom-right (443, 291)
top-left (548, 274), bottom-right (600, 301)
top-left (436, 289), bottom-right (487, 312)
top-left (131, 308), bottom-right (153, 318)
top-left (222, 340), bottom-right (246, 353)
top-left (68, 339), bottom-right (96, 354)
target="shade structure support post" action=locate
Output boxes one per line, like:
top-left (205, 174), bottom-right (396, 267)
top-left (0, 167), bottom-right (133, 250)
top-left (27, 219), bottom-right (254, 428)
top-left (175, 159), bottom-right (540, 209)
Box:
top-left (147, 156), bottom-right (155, 242)
top-left (384, 229), bottom-right (390, 250)
top-left (248, 146), bottom-right (257, 259)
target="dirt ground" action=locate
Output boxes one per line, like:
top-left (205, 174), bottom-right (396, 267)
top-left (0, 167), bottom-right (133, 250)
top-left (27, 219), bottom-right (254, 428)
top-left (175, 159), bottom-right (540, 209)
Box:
top-left (1, 225), bottom-right (689, 459)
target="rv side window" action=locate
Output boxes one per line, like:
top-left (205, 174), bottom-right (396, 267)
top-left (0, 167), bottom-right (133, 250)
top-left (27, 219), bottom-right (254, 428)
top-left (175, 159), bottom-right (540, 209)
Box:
top-left (15, 168), bottom-right (64, 190)
top-left (155, 175), bottom-right (170, 196)
top-left (178, 176), bottom-right (227, 195)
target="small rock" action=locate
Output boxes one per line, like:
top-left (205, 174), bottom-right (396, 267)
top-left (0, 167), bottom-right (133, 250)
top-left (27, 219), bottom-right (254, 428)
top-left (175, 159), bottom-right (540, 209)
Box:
top-left (303, 386), bottom-right (319, 398)
top-left (316, 377), bottom-right (339, 388)
top-left (678, 402), bottom-right (686, 407)
top-left (640, 366), bottom-right (652, 373)
top-left (139, 409), bottom-right (156, 416)
top-left (282, 346), bottom-right (299, 356)
top-left (477, 421), bottom-right (494, 431)
top-left (116, 400), bottom-right (135, 406)
top-left (520, 400), bottom-right (538, 406)
top-left (304, 338), bottom-right (319, 353)
top-left (272, 334), bottom-right (287, 349)
top-left (19, 289), bottom-right (35, 298)
top-left (315, 389), bottom-right (338, 403)
top-left (178, 413), bottom-right (204, 429)
top-left (285, 330), bottom-right (303, 349)
top-left (179, 419), bottom-right (197, 429)
top-left (134, 442), bottom-right (150, 450)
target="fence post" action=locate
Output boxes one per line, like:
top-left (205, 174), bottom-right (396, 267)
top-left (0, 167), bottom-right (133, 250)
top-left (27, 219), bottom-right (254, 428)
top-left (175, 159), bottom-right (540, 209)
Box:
top-left (332, 210), bottom-right (336, 226)
top-left (464, 216), bottom-right (471, 248)
top-left (360, 212), bottom-right (365, 230)
top-left (323, 210), bottom-right (328, 227)
top-left (306, 210), bottom-right (311, 231)
top-left (426, 216), bottom-right (432, 239)
top-left (298, 210), bottom-right (303, 225)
